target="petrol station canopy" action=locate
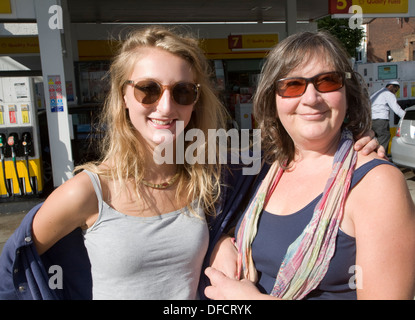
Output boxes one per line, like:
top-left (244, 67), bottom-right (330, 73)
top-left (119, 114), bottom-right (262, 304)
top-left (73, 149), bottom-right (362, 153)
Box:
top-left (65, 0), bottom-right (328, 24)
top-left (2, 0), bottom-right (413, 25)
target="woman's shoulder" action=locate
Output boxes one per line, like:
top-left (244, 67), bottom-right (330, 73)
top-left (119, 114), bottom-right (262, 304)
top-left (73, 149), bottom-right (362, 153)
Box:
top-left (32, 170), bottom-right (100, 254)
top-left (354, 149), bottom-right (398, 173)
top-left (345, 151), bottom-right (414, 239)
top-left (39, 170), bottom-right (99, 219)
top-left (353, 152), bottom-right (407, 197)
top-left (355, 151), bottom-right (390, 168)
top-left (60, 170), bottom-right (97, 197)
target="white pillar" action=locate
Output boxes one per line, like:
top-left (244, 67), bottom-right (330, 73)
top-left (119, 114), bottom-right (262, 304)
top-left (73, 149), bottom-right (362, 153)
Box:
top-left (34, 0), bottom-right (74, 187)
top-left (285, 0), bottom-right (297, 36)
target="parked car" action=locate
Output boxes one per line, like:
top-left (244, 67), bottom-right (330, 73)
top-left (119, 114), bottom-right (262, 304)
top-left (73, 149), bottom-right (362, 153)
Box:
top-left (391, 106), bottom-right (415, 171)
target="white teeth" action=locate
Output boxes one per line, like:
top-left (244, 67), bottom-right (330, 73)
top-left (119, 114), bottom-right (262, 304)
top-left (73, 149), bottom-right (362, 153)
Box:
top-left (151, 119), bottom-right (173, 125)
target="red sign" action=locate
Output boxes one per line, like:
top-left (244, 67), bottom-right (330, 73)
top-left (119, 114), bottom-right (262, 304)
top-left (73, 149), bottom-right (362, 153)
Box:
top-left (329, 0), bottom-right (352, 14)
top-left (9, 110), bottom-right (16, 124)
top-left (228, 35), bottom-right (242, 49)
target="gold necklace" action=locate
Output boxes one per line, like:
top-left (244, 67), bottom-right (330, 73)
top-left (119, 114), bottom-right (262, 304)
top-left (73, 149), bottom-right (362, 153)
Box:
top-left (141, 172), bottom-right (180, 189)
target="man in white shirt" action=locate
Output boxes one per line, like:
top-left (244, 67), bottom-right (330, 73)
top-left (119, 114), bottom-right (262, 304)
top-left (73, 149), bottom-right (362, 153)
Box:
top-left (370, 80), bottom-right (406, 153)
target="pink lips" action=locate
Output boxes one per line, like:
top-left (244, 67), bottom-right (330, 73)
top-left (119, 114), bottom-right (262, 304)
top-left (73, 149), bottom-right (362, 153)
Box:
top-left (298, 111), bottom-right (327, 121)
top-left (149, 118), bottom-right (176, 129)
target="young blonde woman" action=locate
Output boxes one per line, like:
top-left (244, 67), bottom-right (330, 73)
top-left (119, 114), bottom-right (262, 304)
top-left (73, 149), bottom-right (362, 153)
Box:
top-left (0, 25), bottom-right (233, 300)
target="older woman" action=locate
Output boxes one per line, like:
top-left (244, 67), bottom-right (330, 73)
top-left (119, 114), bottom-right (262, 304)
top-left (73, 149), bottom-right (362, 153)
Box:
top-left (205, 31), bottom-right (415, 300)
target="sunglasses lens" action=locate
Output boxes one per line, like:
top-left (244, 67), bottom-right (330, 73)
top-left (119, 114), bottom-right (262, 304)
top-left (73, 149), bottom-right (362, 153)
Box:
top-left (173, 83), bottom-right (198, 105)
top-left (315, 72), bottom-right (343, 93)
top-left (132, 81), bottom-right (198, 106)
top-left (277, 72), bottom-right (344, 98)
top-left (134, 81), bottom-right (161, 104)
top-left (277, 79), bottom-right (307, 97)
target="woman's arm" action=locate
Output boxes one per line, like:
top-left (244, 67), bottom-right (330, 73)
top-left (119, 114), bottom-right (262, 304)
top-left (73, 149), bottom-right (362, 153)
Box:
top-left (209, 235), bottom-right (239, 280)
top-left (32, 171), bottom-right (98, 255)
top-left (204, 267), bottom-right (277, 300)
top-left (348, 164), bottom-right (415, 299)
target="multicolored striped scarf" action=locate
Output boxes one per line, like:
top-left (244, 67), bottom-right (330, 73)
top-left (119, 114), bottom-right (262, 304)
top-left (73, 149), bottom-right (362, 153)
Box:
top-left (236, 129), bottom-right (357, 300)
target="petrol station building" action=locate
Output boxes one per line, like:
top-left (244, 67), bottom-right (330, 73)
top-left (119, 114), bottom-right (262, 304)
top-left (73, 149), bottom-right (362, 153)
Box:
top-left (0, 0), bottom-right (413, 199)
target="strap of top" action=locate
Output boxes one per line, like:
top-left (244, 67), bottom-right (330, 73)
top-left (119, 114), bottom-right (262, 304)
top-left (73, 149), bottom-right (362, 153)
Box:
top-left (351, 159), bottom-right (394, 188)
top-left (83, 170), bottom-right (103, 212)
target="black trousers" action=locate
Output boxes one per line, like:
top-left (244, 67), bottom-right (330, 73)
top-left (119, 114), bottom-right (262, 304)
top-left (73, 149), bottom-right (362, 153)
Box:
top-left (372, 119), bottom-right (390, 153)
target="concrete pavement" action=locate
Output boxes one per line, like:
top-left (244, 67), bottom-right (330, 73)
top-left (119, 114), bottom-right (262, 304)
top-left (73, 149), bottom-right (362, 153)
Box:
top-left (0, 197), bottom-right (45, 253)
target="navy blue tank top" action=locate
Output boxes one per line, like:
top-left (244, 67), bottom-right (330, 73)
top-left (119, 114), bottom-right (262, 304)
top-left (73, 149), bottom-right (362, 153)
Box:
top-left (236, 159), bottom-right (393, 300)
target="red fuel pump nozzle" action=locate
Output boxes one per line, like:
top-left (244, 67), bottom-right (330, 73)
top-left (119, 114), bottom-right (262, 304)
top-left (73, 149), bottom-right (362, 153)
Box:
top-left (7, 134), bottom-right (15, 148)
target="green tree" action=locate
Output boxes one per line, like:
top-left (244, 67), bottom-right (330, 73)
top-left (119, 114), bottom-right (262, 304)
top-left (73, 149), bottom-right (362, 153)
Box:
top-left (317, 16), bottom-right (365, 60)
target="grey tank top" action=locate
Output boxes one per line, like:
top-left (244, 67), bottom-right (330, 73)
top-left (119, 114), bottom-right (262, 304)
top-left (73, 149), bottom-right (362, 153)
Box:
top-left (82, 170), bottom-right (209, 300)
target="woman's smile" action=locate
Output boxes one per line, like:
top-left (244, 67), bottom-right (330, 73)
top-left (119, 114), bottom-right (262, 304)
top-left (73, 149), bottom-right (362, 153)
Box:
top-left (149, 118), bottom-right (176, 128)
top-left (296, 110), bottom-right (329, 121)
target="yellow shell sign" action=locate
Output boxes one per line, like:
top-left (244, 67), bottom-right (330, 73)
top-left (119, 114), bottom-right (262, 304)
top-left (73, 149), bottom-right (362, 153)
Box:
top-left (228, 34), bottom-right (279, 49)
top-left (353, 0), bottom-right (408, 14)
top-left (330, 0), bottom-right (408, 14)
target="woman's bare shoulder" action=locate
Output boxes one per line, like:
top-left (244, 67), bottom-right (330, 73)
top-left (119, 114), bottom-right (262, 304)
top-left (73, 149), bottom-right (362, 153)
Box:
top-left (32, 171), bottom-right (99, 254)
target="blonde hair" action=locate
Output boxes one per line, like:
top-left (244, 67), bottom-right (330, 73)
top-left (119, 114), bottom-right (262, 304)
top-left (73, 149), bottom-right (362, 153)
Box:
top-left (254, 31), bottom-right (371, 167)
top-left (76, 25), bottom-right (228, 216)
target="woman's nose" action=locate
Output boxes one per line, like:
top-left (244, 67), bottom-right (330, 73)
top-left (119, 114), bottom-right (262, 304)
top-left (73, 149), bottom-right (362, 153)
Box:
top-left (156, 89), bottom-right (174, 113)
top-left (301, 82), bottom-right (321, 104)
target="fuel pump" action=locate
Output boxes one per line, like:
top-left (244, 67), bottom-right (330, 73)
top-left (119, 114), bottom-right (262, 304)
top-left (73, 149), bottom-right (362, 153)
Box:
top-left (0, 75), bottom-right (44, 199)
top-left (0, 133), bottom-right (11, 197)
top-left (22, 132), bottom-right (36, 194)
top-left (7, 133), bottom-right (24, 195)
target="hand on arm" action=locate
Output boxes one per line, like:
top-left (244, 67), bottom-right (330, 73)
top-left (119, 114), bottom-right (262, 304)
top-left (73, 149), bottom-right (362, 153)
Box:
top-left (209, 235), bottom-right (239, 279)
top-left (206, 235), bottom-right (279, 300)
top-left (204, 267), bottom-right (276, 300)
top-left (354, 129), bottom-right (386, 159)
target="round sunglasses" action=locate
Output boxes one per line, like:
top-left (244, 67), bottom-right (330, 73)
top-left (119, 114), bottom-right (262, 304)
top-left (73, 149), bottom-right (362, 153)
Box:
top-left (125, 79), bottom-right (200, 106)
top-left (276, 71), bottom-right (351, 98)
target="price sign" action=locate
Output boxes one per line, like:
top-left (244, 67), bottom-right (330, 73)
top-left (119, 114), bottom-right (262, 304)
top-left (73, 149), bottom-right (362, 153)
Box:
top-left (228, 34), bottom-right (278, 50)
top-left (0, 106), bottom-right (4, 125)
top-left (21, 104), bottom-right (30, 124)
top-left (8, 105), bottom-right (16, 124)
top-left (329, 0), bottom-right (352, 14)
top-left (228, 35), bottom-right (242, 49)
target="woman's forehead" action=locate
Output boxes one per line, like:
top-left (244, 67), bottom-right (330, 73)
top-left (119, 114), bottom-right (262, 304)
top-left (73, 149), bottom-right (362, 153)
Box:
top-left (287, 48), bottom-right (336, 74)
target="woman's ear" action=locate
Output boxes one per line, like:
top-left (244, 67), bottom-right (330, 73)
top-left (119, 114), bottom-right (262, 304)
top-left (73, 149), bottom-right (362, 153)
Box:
top-left (123, 94), bottom-right (129, 109)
